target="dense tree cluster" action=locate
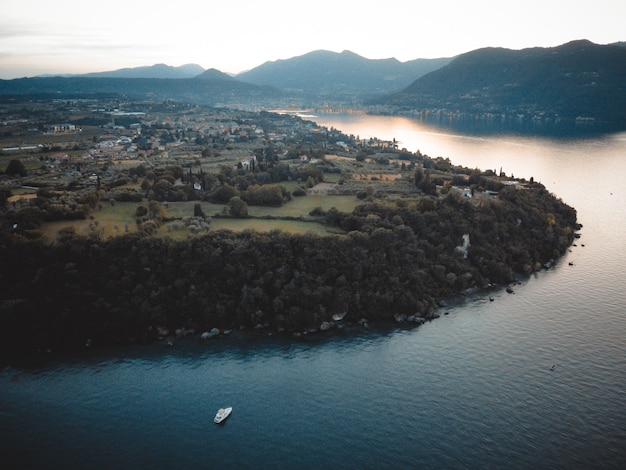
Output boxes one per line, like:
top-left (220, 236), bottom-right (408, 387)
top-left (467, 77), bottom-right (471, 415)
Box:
top-left (0, 181), bottom-right (578, 354)
top-left (2, 187), bottom-right (103, 231)
top-left (138, 161), bottom-right (318, 207)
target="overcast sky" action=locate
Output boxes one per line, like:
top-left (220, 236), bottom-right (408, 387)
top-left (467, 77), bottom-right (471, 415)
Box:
top-left (1, 0), bottom-right (624, 79)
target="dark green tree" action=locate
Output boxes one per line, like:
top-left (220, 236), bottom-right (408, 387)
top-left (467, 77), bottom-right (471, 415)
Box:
top-left (194, 203), bottom-right (206, 218)
top-left (414, 167), bottom-right (424, 187)
top-left (229, 196), bottom-right (248, 218)
top-left (6, 159), bottom-right (27, 177)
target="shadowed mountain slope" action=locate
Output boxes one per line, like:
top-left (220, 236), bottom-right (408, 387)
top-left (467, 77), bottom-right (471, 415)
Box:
top-left (375, 40), bottom-right (626, 124)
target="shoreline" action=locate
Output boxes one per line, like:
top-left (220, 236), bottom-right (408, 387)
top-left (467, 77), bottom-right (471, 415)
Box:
top-left (0, 274), bottom-right (538, 364)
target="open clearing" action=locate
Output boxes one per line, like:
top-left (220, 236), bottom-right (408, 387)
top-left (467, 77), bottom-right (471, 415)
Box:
top-left (37, 193), bottom-right (359, 241)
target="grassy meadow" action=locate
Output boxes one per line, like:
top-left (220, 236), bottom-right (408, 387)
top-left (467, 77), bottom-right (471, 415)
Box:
top-left (38, 193), bottom-right (361, 242)
top-left (166, 194), bottom-right (359, 219)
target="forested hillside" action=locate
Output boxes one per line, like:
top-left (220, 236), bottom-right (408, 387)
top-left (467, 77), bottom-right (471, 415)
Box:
top-left (375, 40), bottom-right (626, 126)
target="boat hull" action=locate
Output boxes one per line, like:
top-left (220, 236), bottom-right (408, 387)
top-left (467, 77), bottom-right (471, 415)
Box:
top-left (214, 407), bottom-right (232, 424)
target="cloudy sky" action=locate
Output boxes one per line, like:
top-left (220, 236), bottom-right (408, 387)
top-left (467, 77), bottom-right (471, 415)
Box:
top-left (1, 0), bottom-right (624, 79)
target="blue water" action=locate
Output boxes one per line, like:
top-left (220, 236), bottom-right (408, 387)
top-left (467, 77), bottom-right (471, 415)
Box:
top-left (2, 118), bottom-right (626, 469)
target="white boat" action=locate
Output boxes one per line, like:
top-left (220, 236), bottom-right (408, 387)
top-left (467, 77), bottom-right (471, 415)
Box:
top-left (214, 407), bottom-right (232, 424)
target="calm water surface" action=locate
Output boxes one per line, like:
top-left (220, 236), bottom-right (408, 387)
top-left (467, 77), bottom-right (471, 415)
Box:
top-left (1, 115), bottom-right (625, 469)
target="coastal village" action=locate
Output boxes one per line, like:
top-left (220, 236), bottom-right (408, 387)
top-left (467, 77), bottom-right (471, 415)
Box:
top-left (1, 100), bottom-right (321, 182)
top-left (0, 99), bottom-right (408, 191)
top-left (1, 97), bottom-right (459, 222)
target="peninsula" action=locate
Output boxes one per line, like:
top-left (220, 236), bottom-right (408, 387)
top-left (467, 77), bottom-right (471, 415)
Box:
top-left (0, 98), bottom-right (579, 355)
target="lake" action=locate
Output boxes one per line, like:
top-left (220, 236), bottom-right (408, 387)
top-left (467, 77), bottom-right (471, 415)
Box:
top-left (1, 115), bottom-right (625, 469)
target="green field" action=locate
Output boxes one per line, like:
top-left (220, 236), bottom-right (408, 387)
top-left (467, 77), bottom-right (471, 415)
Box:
top-left (38, 194), bottom-right (359, 241)
top-left (165, 194), bottom-right (359, 219)
top-left (40, 202), bottom-right (139, 241)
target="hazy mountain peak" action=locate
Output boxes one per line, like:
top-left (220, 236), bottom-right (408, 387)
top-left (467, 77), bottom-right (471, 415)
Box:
top-left (236, 50), bottom-right (452, 97)
top-left (83, 63), bottom-right (206, 79)
top-left (194, 68), bottom-right (234, 80)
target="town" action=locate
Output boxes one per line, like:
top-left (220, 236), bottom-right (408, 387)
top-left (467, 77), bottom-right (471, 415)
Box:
top-left (1, 98), bottom-right (333, 189)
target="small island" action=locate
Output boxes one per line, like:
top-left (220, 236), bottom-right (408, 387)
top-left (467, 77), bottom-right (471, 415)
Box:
top-left (0, 99), bottom-right (579, 355)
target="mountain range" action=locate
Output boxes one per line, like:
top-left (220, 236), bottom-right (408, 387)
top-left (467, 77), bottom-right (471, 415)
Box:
top-left (65, 51), bottom-right (451, 97)
top-left (236, 50), bottom-right (452, 98)
top-left (1, 41), bottom-right (624, 128)
top-left (0, 50), bottom-right (451, 111)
